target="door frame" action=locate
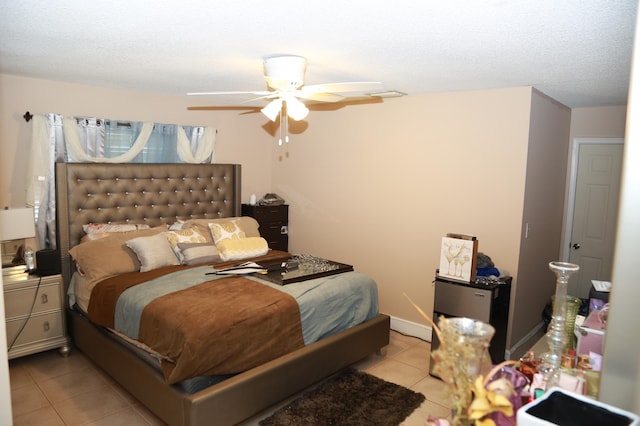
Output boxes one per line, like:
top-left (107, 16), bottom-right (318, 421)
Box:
top-left (560, 137), bottom-right (624, 261)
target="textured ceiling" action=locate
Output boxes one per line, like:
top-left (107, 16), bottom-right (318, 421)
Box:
top-left (0, 0), bottom-right (637, 108)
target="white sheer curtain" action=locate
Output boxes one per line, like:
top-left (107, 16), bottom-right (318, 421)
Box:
top-left (25, 113), bottom-right (217, 248)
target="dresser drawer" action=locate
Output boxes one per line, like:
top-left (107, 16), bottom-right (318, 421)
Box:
top-left (4, 283), bottom-right (62, 318)
top-left (433, 280), bottom-right (494, 321)
top-left (242, 204), bottom-right (288, 223)
top-left (5, 311), bottom-right (64, 347)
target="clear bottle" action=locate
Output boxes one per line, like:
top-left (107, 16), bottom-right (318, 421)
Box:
top-left (24, 249), bottom-right (35, 272)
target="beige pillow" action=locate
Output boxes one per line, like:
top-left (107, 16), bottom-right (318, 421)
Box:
top-left (69, 226), bottom-right (167, 283)
top-left (208, 220), bottom-right (246, 244)
top-left (179, 243), bottom-right (221, 265)
top-left (126, 232), bottom-right (180, 272)
top-left (165, 228), bottom-right (208, 262)
top-left (217, 237), bottom-right (268, 261)
top-left (183, 216), bottom-right (260, 239)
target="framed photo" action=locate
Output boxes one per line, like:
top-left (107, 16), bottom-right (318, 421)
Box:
top-left (438, 233), bottom-right (478, 283)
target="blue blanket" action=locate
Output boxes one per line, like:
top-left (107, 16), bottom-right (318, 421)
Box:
top-left (115, 267), bottom-right (379, 345)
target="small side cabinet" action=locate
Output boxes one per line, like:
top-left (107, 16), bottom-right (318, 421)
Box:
top-left (3, 273), bottom-right (70, 359)
top-left (241, 204), bottom-right (289, 252)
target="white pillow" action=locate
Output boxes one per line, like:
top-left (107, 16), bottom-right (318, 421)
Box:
top-left (126, 232), bottom-right (180, 272)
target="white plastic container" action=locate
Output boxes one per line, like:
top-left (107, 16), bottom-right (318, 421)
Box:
top-left (517, 387), bottom-right (639, 426)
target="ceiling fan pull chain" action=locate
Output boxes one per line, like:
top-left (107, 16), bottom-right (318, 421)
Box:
top-left (285, 112), bottom-right (289, 144)
top-left (278, 108), bottom-right (284, 146)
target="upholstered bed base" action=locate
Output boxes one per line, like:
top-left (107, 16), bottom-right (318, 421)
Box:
top-left (55, 163), bottom-right (390, 425)
top-left (69, 307), bottom-right (390, 425)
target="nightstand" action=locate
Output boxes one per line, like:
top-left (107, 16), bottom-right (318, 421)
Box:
top-left (241, 204), bottom-right (289, 251)
top-left (3, 273), bottom-right (70, 359)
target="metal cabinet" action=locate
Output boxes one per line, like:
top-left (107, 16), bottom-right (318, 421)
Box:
top-left (430, 277), bottom-right (511, 377)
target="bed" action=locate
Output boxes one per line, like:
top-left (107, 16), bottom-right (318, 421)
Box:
top-left (55, 162), bottom-right (390, 426)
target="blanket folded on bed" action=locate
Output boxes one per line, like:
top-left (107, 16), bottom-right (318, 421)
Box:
top-left (141, 276), bottom-right (303, 383)
top-left (87, 250), bottom-right (291, 328)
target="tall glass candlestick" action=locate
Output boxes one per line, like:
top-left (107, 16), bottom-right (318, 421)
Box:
top-left (540, 261), bottom-right (580, 389)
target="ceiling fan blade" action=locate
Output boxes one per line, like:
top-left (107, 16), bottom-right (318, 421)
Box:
top-left (240, 92), bottom-right (281, 104)
top-left (294, 91), bottom-right (345, 103)
top-left (186, 90), bottom-right (272, 96)
top-left (301, 82), bottom-right (384, 94)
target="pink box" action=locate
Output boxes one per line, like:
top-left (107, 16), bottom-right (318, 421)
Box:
top-left (575, 309), bottom-right (606, 356)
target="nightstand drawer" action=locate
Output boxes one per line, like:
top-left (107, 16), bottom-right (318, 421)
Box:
top-left (242, 204), bottom-right (288, 222)
top-left (5, 311), bottom-right (64, 347)
top-left (4, 283), bottom-right (62, 318)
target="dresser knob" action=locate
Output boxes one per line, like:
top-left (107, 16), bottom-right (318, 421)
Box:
top-left (41, 294), bottom-right (48, 304)
top-left (43, 321), bottom-right (50, 332)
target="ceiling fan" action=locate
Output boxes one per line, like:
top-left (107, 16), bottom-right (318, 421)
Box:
top-left (187, 55), bottom-right (385, 143)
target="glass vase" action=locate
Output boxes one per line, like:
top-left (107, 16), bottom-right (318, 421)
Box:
top-left (540, 261), bottom-right (580, 390)
top-left (431, 317), bottom-right (495, 426)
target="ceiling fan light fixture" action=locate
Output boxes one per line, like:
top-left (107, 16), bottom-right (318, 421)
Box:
top-left (284, 95), bottom-right (309, 121)
top-left (261, 98), bottom-right (283, 121)
top-left (263, 55), bottom-right (307, 89)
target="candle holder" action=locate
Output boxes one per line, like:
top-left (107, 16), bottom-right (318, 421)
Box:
top-left (540, 261), bottom-right (580, 390)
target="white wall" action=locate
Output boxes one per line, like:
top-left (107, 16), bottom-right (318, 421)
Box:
top-left (599, 11), bottom-right (640, 411)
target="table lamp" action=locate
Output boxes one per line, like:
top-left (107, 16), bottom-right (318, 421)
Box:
top-left (0, 207), bottom-right (36, 275)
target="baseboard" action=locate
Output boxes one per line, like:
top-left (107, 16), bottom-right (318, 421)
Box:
top-left (389, 315), bottom-right (432, 342)
top-left (506, 321), bottom-right (546, 360)
top-left (389, 316), bottom-right (547, 359)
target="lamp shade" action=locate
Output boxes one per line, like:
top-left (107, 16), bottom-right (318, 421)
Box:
top-left (261, 98), bottom-right (283, 122)
top-left (285, 96), bottom-right (309, 121)
top-left (0, 207), bottom-right (36, 241)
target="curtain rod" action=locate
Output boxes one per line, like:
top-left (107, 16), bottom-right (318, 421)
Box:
top-left (22, 112), bottom-right (217, 133)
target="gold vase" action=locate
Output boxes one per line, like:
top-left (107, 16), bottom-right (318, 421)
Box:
top-left (431, 317), bottom-right (495, 426)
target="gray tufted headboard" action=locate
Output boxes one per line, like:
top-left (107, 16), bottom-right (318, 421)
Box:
top-left (55, 163), bottom-right (241, 295)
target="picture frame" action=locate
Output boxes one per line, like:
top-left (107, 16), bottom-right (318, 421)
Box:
top-left (438, 233), bottom-right (478, 283)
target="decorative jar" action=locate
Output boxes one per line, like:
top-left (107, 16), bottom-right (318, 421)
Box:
top-left (431, 317), bottom-right (495, 426)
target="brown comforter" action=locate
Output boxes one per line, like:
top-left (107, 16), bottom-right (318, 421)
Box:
top-left (86, 251), bottom-right (304, 384)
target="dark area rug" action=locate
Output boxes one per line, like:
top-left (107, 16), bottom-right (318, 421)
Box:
top-left (259, 368), bottom-right (426, 426)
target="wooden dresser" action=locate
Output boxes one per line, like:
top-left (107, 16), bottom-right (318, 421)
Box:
top-left (3, 273), bottom-right (70, 359)
top-left (241, 204), bottom-right (289, 252)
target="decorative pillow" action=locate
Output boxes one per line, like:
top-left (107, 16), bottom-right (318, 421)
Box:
top-left (183, 216), bottom-right (261, 239)
top-left (83, 223), bottom-right (150, 234)
top-left (208, 220), bottom-right (246, 244)
top-left (80, 223), bottom-right (152, 243)
top-left (168, 220), bottom-right (185, 231)
top-left (178, 242), bottom-right (221, 265)
top-left (126, 232), bottom-right (180, 272)
top-left (216, 237), bottom-right (268, 261)
top-left (165, 228), bottom-right (208, 262)
top-left (69, 226), bottom-right (167, 284)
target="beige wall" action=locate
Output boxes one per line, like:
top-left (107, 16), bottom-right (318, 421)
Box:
top-left (570, 105), bottom-right (628, 139)
top-left (271, 88), bottom-right (534, 335)
top-left (511, 91), bottom-right (572, 344)
top-left (0, 73), bottom-right (275, 209)
top-left (1, 75), bottom-right (538, 342)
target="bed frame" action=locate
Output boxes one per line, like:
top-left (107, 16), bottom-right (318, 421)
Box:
top-left (55, 163), bottom-right (390, 426)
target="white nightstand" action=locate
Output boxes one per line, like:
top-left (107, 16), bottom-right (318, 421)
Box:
top-left (3, 273), bottom-right (70, 359)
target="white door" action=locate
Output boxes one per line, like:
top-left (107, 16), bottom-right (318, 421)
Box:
top-left (566, 140), bottom-right (624, 298)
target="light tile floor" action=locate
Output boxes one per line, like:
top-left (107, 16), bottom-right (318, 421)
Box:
top-left (9, 330), bottom-right (452, 425)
